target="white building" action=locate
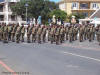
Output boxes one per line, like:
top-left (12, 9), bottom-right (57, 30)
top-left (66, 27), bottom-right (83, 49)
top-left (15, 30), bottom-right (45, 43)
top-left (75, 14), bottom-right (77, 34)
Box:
top-left (0, 0), bottom-right (26, 25)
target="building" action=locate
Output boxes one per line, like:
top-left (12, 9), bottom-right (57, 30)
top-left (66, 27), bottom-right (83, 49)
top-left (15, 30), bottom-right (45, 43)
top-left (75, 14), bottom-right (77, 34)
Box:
top-left (58, 0), bottom-right (100, 17)
top-left (0, 0), bottom-right (26, 25)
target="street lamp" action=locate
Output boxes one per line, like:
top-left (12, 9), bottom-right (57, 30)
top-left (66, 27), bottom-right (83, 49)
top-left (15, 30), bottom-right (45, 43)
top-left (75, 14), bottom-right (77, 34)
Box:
top-left (25, 2), bottom-right (29, 24)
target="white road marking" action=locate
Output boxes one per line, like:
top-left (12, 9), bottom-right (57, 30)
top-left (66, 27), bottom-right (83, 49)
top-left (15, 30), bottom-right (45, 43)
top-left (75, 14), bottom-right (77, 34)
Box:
top-left (62, 52), bottom-right (100, 62)
top-left (66, 65), bottom-right (79, 68)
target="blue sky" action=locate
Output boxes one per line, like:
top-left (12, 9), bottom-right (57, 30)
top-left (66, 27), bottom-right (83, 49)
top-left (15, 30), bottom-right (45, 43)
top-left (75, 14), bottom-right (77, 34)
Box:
top-left (50, 0), bottom-right (60, 2)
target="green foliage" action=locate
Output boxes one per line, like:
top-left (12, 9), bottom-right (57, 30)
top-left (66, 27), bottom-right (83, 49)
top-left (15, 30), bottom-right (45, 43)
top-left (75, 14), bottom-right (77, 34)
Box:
top-left (10, 0), bottom-right (58, 24)
top-left (67, 13), bottom-right (85, 23)
top-left (49, 9), bottom-right (67, 21)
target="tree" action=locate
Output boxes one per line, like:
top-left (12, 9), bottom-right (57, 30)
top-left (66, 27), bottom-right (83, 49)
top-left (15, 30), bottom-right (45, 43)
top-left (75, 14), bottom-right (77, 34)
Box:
top-left (49, 9), bottom-right (67, 21)
top-left (10, 0), bottom-right (58, 24)
top-left (67, 13), bottom-right (85, 23)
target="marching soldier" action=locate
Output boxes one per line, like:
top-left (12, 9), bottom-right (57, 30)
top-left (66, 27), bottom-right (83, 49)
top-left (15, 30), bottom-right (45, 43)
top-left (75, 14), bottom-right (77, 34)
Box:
top-left (32, 25), bottom-right (37, 43)
top-left (0, 23), bottom-right (4, 41)
top-left (55, 26), bottom-right (60, 45)
top-left (79, 25), bottom-right (84, 42)
top-left (21, 24), bottom-right (25, 42)
top-left (84, 25), bottom-right (88, 40)
top-left (27, 25), bottom-right (32, 43)
top-left (3, 24), bottom-right (8, 43)
top-left (88, 25), bottom-right (93, 42)
top-left (11, 24), bottom-right (17, 42)
top-left (60, 26), bottom-right (64, 43)
top-left (37, 25), bottom-right (42, 44)
top-left (8, 24), bottom-right (13, 41)
top-left (0, 23), bottom-right (3, 41)
top-left (68, 25), bottom-right (73, 43)
top-left (50, 25), bottom-right (55, 44)
top-left (48, 26), bottom-right (51, 41)
top-left (16, 24), bottom-right (21, 43)
top-left (42, 26), bottom-right (47, 43)
top-left (96, 25), bottom-right (100, 45)
top-left (92, 25), bottom-right (95, 40)
top-left (65, 25), bottom-right (69, 40)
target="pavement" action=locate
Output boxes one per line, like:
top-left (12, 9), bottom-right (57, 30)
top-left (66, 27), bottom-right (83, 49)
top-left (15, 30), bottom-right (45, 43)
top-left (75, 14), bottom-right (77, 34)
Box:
top-left (0, 39), bottom-right (100, 75)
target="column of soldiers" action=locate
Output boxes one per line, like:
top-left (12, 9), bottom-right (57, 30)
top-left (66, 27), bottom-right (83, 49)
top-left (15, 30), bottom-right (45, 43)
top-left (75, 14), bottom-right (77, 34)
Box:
top-left (0, 23), bottom-right (100, 45)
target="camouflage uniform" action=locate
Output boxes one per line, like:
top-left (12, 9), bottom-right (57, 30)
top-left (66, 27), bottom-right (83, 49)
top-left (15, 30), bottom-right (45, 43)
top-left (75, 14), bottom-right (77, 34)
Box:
top-left (50, 26), bottom-right (55, 44)
top-left (68, 26), bottom-right (73, 43)
top-left (16, 25), bottom-right (21, 43)
top-left (96, 26), bottom-right (100, 45)
top-left (3, 25), bottom-right (8, 43)
top-left (42, 26), bottom-right (47, 43)
top-left (32, 26), bottom-right (37, 43)
top-left (21, 25), bottom-right (25, 42)
top-left (65, 26), bottom-right (69, 40)
top-left (27, 25), bottom-right (32, 43)
top-left (55, 26), bottom-right (60, 45)
top-left (11, 24), bottom-right (17, 42)
top-left (60, 27), bottom-right (65, 43)
top-left (79, 26), bottom-right (84, 42)
top-left (8, 25), bottom-right (13, 41)
top-left (0, 25), bottom-right (4, 41)
top-left (37, 26), bottom-right (42, 43)
top-left (88, 26), bottom-right (93, 42)
top-left (84, 25), bottom-right (88, 40)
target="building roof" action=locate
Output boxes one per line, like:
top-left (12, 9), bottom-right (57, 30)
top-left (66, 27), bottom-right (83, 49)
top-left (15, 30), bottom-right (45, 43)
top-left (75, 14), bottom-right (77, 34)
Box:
top-left (90, 9), bottom-right (100, 19)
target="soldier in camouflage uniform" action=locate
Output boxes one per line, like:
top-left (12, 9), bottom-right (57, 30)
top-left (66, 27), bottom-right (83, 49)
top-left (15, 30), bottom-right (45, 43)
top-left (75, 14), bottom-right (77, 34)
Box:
top-left (79, 25), bottom-right (84, 42)
top-left (50, 25), bottom-right (55, 44)
top-left (68, 25), bottom-right (73, 43)
top-left (65, 25), bottom-right (69, 40)
top-left (37, 25), bottom-right (43, 44)
top-left (16, 24), bottom-right (21, 43)
top-left (21, 24), bottom-right (25, 42)
top-left (11, 24), bottom-right (17, 42)
top-left (27, 25), bottom-right (32, 43)
top-left (96, 25), bottom-right (100, 45)
top-left (8, 24), bottom-right (13, 41)
top-left (88, 25), bottom-right (93, 42)
top-left (48, 26), bottom-right (51, 41)
top-left (0, 23), bottom-right (3, 41)
top-left (32, 25), bottom-right (37, 43)
top-left (0, 23), bottom-right (4, 41)
top-left (55, 26), bottom-right (60, 45)
top-left (92, 25), bottom-right (95, 40)
top-left (84, 25), bottom-right (88, 40)
top-left (42, 26), bottom-right (47, 43)
top-left (3, 24), bottom-right (8, 43)
top-left (60, 26), bottom-right (65, 43)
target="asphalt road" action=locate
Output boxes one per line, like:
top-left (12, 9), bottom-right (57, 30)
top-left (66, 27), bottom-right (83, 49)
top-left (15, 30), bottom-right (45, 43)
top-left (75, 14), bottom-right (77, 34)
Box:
top-left (0, 40), bottom-right (100, 75)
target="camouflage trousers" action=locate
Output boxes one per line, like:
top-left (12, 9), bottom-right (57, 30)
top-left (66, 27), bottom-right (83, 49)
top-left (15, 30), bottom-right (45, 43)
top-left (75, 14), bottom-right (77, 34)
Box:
top-left (11, 33), bottom-right (15, 42)
top-left (21, 33), bottom-right (25, 42)
top-left (27, 34), bottom-right (31, 43)
top-left (16, 34), bottom-right (20, 43)
top-left (3, 32), bottom-right (8, 43)
top-left (32, 34), bottom-right (36, 43)
top-left (79, 33), bottom-right (83, 42)
top-left (55, 35), bottom-right (59, 45)
top-left (37, 34), bottom-right (41, 43)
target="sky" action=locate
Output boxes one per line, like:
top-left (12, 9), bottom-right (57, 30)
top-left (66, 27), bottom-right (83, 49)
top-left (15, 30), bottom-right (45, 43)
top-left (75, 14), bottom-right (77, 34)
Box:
top-left (50, 0), bottom-right (60, 2)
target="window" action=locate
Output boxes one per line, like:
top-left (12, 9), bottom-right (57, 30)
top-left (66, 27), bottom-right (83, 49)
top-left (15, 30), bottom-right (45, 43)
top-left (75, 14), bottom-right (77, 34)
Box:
top-left (80, 3), bottom-right (88, 9)
top-left (92, 3), bottom-right (99, 9)
top-left (0, 5), bottom-right (3, 12)
top-left (72, 2), bottom-right (78, 9)
top-left (11, 15), bottom-right (16, 21)
top-left (0, 15), bottom-right (4, 21)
